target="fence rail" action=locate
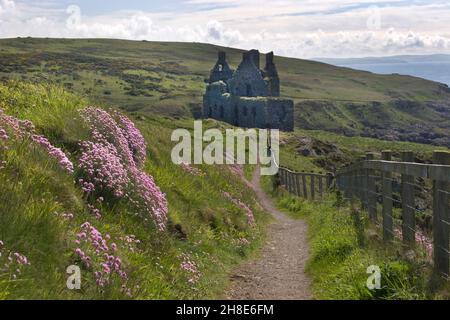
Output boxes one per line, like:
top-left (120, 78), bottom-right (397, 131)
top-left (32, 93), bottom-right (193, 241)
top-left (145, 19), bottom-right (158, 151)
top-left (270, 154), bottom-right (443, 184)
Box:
top-left (336, 150), bottom-right (450, 278)
top-left (272, 150), bottom-right (334, 201)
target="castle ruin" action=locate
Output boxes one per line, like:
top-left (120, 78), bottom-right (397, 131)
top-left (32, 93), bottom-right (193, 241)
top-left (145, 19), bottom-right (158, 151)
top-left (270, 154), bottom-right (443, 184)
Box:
top-left (203, 50), bottom-right (294, 131)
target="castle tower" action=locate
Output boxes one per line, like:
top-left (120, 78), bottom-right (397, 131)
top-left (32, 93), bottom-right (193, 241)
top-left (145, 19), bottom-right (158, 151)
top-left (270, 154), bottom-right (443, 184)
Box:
top-left (208, 51), bottom-right (233, 83)
top-left (264, 52), bottom-right (280, 97)
top-left (228, 49), bottom-right (268, 97)
top-left (246, 49), bottom-right (260, 70)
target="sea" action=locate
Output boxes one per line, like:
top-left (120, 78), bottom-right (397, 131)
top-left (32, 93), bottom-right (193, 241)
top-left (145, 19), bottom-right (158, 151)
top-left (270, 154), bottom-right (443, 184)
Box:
top-left (334, 61), bottom-right (450, 87)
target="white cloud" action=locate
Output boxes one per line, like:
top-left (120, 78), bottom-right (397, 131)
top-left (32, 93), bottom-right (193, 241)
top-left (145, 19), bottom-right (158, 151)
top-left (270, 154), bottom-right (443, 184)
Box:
top-left (1, 0), bottom-right (450, 58)
top-left (0, 0), bottom-right (16, 18)
top-left (206, 20), bottom-right (242, 45)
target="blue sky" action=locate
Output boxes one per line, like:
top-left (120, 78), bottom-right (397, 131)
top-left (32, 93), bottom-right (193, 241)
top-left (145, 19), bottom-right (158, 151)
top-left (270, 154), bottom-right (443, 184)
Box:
top-left (1, 0), bottom-right (450, 58)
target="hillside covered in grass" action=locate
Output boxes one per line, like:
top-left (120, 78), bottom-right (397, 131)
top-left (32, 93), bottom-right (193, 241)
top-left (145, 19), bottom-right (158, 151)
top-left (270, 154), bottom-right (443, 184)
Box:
top-left (0, 81), bottom-right (270, 299)
top-left (1, 38), bottom-right (450, 146)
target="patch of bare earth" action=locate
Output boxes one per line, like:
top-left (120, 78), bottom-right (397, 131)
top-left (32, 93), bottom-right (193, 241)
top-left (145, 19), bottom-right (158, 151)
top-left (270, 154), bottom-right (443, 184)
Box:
top-left (225, 167), bottom-right (311, 300)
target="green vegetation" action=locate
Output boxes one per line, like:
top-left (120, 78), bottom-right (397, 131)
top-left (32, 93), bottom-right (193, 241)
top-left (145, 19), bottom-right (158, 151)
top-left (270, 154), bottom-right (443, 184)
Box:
top-left (0, 81), bottom-right (270, 299)
top-left (277, 128), bottom-right (448, 175)
top-left (1, 38), bottom-right (450, 300)
top-left (1, 38), bottom-right (450, 145)
top-left (261, 177), bottom-right (450, 300)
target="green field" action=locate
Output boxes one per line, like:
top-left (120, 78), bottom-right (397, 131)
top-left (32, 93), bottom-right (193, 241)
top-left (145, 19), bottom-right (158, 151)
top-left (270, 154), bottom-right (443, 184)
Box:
top-left (1, 38), bottom-right (450, 146)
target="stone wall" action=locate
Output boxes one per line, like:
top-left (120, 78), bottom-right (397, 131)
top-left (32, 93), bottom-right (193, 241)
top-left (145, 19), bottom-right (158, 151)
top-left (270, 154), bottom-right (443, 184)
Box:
top-left (204, 92), bottom-right (294, 131)
top-left (266, 98), bottom-right (294, 131)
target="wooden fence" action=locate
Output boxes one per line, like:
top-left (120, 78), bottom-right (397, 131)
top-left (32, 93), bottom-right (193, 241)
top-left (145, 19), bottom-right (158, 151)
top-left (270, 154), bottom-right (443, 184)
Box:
top-left (277, 166), bottom-right (334, 200)
top-left (336, 150), bottom-right (450, 278)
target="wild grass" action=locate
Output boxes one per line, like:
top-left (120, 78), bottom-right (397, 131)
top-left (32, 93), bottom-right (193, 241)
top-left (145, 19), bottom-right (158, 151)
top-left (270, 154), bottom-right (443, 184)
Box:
top-left (0, 81), bottom-right (270, 299)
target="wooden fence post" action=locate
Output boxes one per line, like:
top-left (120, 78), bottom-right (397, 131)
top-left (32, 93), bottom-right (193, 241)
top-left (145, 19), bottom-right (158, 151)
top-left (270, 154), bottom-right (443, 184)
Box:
top-left (350, 164), bottom-right (357, 206)
top-left (401, 151), bottom-right (415, 245)
top-left (318, 173), bottom-right (324, 198)
top-left (310, 174), bottom-right (315, 200)
top-left (382, 150), bottom-right (393, 241)
top-left (283, 169), bottom-right (288, 190)
top-left (286, 171), bottom-right (290, 193)
top-left (288, 171), bottom-right (294, 194)
top-left (295, 173), bottom-right (302, 197)
top-left (291, 172), bottom-right (297, 195)
top-left (433, 151), bottom-right (450, 278)
top-left (360, 156), bottom-right (368, 209)
top-left (366, 153), bottom-right (377, 222)
top-left (326, 173), bottom-right (334, 190)
top-left (302, 172), bottom-right (308, 199)
top-left (342, 171), bottom-right (350, 200)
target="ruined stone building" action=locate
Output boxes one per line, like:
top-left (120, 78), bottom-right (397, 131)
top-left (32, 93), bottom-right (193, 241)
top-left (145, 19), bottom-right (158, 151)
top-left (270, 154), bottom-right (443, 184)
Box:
top-left (203, 50), bottom-right (294, 131)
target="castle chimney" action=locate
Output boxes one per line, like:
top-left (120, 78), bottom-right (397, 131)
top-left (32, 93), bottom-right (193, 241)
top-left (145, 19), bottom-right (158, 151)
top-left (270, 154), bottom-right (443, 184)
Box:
top-left (218, 51), bottom-right (226, 64)
top-left (243, 50), bottom-right (260, 69)
top-left (248, 49), bottom-right (260, 69)
top-left (266, 52), bottom-right (274, 68)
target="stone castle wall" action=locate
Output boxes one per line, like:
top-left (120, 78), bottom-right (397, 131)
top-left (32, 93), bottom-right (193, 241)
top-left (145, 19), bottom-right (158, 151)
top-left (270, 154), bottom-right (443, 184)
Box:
top-left (203, 50), bottom-right (294, 131)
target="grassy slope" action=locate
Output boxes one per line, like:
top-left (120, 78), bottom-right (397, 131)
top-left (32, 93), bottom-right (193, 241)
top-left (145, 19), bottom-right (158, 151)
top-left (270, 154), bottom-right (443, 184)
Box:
top-left (0, 81), bottom-right (270, 299)
top-left (1, 38), bottom-right (450, 144)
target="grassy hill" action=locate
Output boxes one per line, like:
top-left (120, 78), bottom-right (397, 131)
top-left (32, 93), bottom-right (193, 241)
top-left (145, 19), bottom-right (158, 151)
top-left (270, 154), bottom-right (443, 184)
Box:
top-left (1, 38), bottom-right (450, 146)
top-left (0, 81), bottom-right (270, 299)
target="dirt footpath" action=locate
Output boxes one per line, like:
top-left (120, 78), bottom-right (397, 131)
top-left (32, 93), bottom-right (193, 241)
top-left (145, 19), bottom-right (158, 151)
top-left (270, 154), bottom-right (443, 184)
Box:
top-left (225, 167), bottom-right (312, 300)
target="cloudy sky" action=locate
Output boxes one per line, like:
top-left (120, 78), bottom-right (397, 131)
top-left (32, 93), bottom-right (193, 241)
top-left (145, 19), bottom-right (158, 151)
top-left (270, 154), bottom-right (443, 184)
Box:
top-left (1, 0), bottom-right (450, 58)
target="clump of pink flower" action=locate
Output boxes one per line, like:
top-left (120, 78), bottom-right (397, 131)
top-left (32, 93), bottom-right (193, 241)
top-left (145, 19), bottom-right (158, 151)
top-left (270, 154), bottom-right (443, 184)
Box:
top-left (394, 227), bottom-right (433, 258)
top-left (0, 240), bottom-right (31, 281)
top-left (180, 161), bottom-right (204, 176)
top-left (87, 204), bottom-right (102, 219)
top-left (80, 107), bottom-right (135, 166)
top-left (0, 127), bottom-right (8, 141)
top-left (131, 170), bottom-right (168, 231)
top-left (0, 109), bottom-right (73, 173)
top-left (119, 235), bottom-right (142, 253)
top-left (55, 212), bottom-right (74, 220)
top-left (232, 237), bottom-right (251, 247)
top-left (78, 140), bottom-right (129, 198)
top-left (223, 191), bottom-right (256, 227)
top-left (0, 126), bottom-right (7, 163)
top-left (178, 253), bottom-right (201, 284)
top-left (31, 134), bottom-right (74, 173)
top-left (113, 112), bottom-right (147, 168)
top-left (78, 107), bottom-right (168, 230)
top-left (75, 222), bottom-right (131, 293)
top-left (0, 109), bottom-right (35, 138)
